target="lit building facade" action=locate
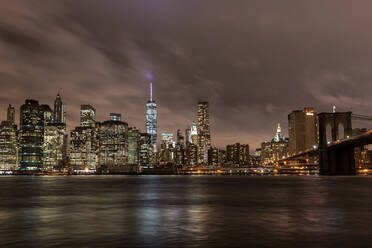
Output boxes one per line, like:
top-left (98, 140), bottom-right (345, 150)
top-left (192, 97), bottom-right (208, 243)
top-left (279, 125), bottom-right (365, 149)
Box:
top-left (70, 126), bottom-right (98, 170)
top-left (19, 99), bottom-right (44, 171)
top-left (109, 113), bottom-right (122, 121)
top-left (0, 121), bottom-right (18, 170)
top-left (226, 143), bottom-right (250, 166)
top-left (139, 133), bottom-right (152, 165)
top-left (43, 123), bottom-right (66, 171)
top-left (80, 104), bottom-right (96, 127)
top-left (160, 133), bottom-right (174, 164)
top-left (197, 102), bottom-right (211, 164)
top-left (288, 107), bottom-right (318, 155)
top-left (146, 82), bottom-right (157, 152)
top-left (208, 147), bottom-right (220, 167)
top-left (97, 120), bottom-right (129, 168)
top-left (185, 143), bottom-right (198, 166)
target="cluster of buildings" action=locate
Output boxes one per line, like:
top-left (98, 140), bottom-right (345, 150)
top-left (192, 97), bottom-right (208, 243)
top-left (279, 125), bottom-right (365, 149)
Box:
top-left (0, 95), bottom-right (67, 171)
top-left (0, 84), bottom-right (251, 173)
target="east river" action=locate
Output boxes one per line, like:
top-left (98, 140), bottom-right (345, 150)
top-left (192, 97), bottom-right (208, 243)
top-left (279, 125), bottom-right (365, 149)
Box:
top-left (1, 175), bottom-right (372, 247)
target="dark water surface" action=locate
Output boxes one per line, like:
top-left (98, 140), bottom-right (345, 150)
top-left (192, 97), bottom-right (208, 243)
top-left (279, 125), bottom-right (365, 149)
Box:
top-left (1, 175), bottom-right (372, 247)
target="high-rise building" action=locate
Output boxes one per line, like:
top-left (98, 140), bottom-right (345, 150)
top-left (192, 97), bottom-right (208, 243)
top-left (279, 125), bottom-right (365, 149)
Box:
top-left (109, 113), bottom-right (122, 121)
top-left (0, 120), bottom-right (18, 171)
top-left (80, 104), bottom-right (96, 127)
top-left (19, 99), bottom-right (44, 171)
top-left (54, 93), bottom-right (66, 123)
top-left (197, 102), bottom-right (211, 164)
top-left (288, 107), bottom-right (318, 155)
top-left (146, 82), bottom-right (157, 152)
top-left (97, 120), bottom-right (128, 168)
top-left (7, 104), bottom-right (15, 125)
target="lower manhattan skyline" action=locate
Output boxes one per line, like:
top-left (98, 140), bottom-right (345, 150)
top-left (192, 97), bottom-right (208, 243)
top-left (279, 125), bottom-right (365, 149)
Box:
top-left (2, 1), bottom-right (372, 149)
top-left (3, 1), bottom-right (372, 248)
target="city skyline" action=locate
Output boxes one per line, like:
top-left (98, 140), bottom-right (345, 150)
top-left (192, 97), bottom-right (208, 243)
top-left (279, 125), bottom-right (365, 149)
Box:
top-left (2, 1), bottom-right (372, 149)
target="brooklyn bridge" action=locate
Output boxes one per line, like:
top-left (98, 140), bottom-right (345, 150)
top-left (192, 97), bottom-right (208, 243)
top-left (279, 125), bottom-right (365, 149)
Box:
top-left (280, 112), bottom-right (372, 175)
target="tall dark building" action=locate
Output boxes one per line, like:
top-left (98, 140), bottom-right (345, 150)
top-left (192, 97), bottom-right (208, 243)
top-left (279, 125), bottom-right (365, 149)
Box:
top-left (288, 107), bottom-right (318, 155)
top-left (19, 99), bottom-right (44, 170)
top-left (197, 102), bottom-right (211, 164)
top-left (7, 104), bottom-right (15, 125)
top-left (53, 93), bottom-right (66, 123)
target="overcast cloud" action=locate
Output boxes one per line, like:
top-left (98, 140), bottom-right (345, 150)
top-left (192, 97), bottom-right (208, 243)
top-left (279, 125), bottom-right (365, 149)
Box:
top-left (1, 0), bottom-right (372, 149)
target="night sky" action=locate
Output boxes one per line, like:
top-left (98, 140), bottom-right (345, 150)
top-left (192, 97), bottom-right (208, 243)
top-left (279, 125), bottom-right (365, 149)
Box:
top-left (1, 0), bottom-right (372, 149)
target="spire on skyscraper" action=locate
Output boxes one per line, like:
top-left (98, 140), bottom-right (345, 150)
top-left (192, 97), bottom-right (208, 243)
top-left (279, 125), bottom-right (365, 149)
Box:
top-left (273, 122), bottom-right (284, 142)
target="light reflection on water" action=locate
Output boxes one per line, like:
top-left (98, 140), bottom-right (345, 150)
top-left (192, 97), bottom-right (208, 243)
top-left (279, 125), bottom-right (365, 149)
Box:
top-left (1, 175), bottom-right (372, 247)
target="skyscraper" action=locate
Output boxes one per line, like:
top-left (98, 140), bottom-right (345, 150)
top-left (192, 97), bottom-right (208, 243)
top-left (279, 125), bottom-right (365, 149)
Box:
top-left (80, 104), bottom-right (96, 127)
top-left (197, 102), bottom-right (211, 164)
top-left (146, 82), bottom-right (157, 152)
top-left (54, 93), bottom-right (66, 123)
top-left (19, 99), bottom-right (44, 171)
top-left (7, 104), bottom-right (15, 125)
top-left (288, 107), bottom-right (318, 155)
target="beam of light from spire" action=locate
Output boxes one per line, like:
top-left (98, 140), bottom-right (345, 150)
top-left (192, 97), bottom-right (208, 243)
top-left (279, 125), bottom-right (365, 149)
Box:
top-left (150, 82), bottom-right (153, 101)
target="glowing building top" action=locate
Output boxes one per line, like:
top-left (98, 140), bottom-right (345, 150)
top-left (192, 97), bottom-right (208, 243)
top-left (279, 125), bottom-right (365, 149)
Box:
top-left (273, 123), bottom-right (284, 142)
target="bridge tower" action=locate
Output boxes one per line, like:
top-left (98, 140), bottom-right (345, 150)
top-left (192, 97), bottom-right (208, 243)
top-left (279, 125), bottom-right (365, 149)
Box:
top-left (318, 112), bottom-right (355, 175)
